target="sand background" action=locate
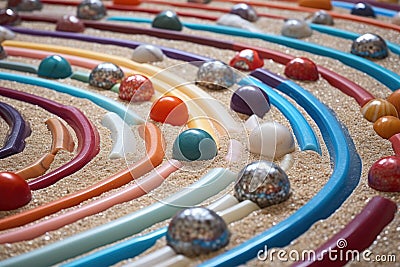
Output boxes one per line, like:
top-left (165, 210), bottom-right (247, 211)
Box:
top-left (0, 0), bottom-right (399, 266)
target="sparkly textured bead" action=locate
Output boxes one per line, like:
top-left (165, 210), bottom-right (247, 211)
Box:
top-left (284, 57), bottom-right (319, 81)
top-left (89, 62), bottom-right (124, 90)
top-left (196, 60), bottom-right (236, 90)
top-left (167, 207), bottom-right (230, 257)
top-left (56, 15), bottom-right (85, 33)
top-left (298, 0), bottom-right (332, 10)
top-left (281, 19), bottom-right (312, 39)
top-left (119, 74), bottom-right (154, 102)
top-left (38, 55), bottom-right (72, 79)
top-left (131, 44), bottom-right (164, 63)
top-left (0, 45), bottom-right (7, 60)
top-left (248, 121), bottom-right (295, 159)
top-left (152, 10), bottom-right (183, 31)
top-left (150, 95), bottom-right (189, 126)
top-left (351, 33), bottom-right (388, 59)
top-left (229, 49), bottom-right (264, 71)
top-left (230, 85), bottom-right (270, 118)
top-left (307, 10), bottom-right (334, 25)
top-left (234, 160), bottom-right (290, 208)
top-left (7, 0), bottom-right (42, 11)
top-left (0, 8), bottom-right (21, 26)
top-left (373, 116), bottom-right (400, 139)
top-left (172, 128), bottom-right (217, 161)
top-left (368, 156), bottom-right (400, 192)
top-left (77, 0), bottom-right (106, 20)
top-left (230, 3), bottom-right (258, 22)
top-left (361, 99), bottom-right (398, 122)
top-left (351, 2), bottom-right (376, 18)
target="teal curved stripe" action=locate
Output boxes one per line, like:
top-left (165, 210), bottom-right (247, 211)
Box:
top-left (0, 72), bottom-right (144, 125)
top-left (107, 16), bottom-right (400, 90)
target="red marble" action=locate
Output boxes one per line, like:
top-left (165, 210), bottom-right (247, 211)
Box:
top-left (0, 172), bottom-right (32, 210)
top-left (229, 49), bottom-right (264, 71)
top-left (368, 156), bottom-right (400, 192)
top-left (284, 57), bottom-right (319, 81)
top-left (56, 15), bottom-right (85, 33)
top-left (119, 74), bottom-right (154, 102)
top-left (0, 8), bottom-right (21, 26)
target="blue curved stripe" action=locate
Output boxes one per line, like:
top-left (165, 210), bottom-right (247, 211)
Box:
top-left (332, 1), bottom-right (397, 17)
top-left (0, 72), bottom-right (144, 125)
top-left (107, 17), bottom-right (400, 90)
top-left (198, 70), bottom-right (362, 266)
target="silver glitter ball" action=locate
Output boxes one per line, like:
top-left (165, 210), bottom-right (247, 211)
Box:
top-left (307, 10), bottom-right (334, 25)
top-left (196, 60), bottom-right (236, 90)
top-left (77, 0), bottom-right (106, 20)
top-left (166, 207), bottom-right (230, 257)
top-left (234, 160), bottom-right (290, 208)
top-left (89, 62), bottom-right (124, 90)
top-left (351, 33), bottom-right (388, 59)
top-left (281, 18), bottom-right (312, 39)
top-left (230, 3), bottom-right (258, 22)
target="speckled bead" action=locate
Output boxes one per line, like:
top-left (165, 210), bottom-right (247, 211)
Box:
top-left (373, 116), bottom-right (400, 139)
top-left (172, 128), bottom-right (217, 161)
top-left (230, 3), bottom-right (258, 22)
top-left (89, 62), bottom-right (124, 90)
top-left (307, 10), bottom-right (334, 25)
top-left (196, 60), bottom-right (236, 90)
top-left (350, 2), bottom-right (376, 18)
top-left (37, 55), bottom-right (72, 79)
top-left (361, 98), bottom-right (398, 122)
top-left (152, 10), bottom-right (183, 31)
top-left (230, 85), bottom-right (270, 118)
top-left (77, 0), bottom-right (106, 20)
top-left (281, 18), bottom-right (312, 39)
top-left (166, 207), bottom-right (230, 257)
top-left (234, 160), bottom-right (290, 208)
top-left (7, 0), bottom-right (42, 11)
top-left (351, 33), bottom-right (388, 59)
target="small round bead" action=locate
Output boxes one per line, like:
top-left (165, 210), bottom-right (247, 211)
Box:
top-left (196, 60), bottom-right (236, 90)
top-left (281, 18), bottom-right (312, 39)
top-left (230, 85), bottom-right (270, 118)
top-left (0, 172), bottom-right (32, 211)
top-left (229, 3), bottom-right (258, 22)
top-left (131, 44), bottom-right (164, 63)
top-left (368, 156), bottom-right (400, 192)
top-left (0, 45), bottom-right (7, 60)
top-left (7, 0), bottom-right (42, 11)
top-left (119, 74), bottom-right (154, 102)
top-left (284, 57), bottom-right (319, 81)
top-left (152, 10), bottom-right (183, 31)
top-left (373, 116), bottom-right (400, 139)
top-left (172, 128), bottom-right (217, 161)
top-left (307, 10), bottom-right (334, 25)
top-left (77, 0), bottom-right (106, 20)
top-left (361, 98), bottom-right (398, 122)
top-left (89, 62), bottom-right (124, 90)
top-left (167, 207), bottom-right (229, 257)
top-left (350, 2), bottom-right (376, 18)
top-left (150, 95), bottom-right (189, 126)
top-left (56, 15), bottom-right (85, 33)
top-left (387, 89), bottom-right (400, 114)
top-left (38, 55), bottom-right (72, 79)
top-left (351, 33), bottom-right (388, 59)
top-left (234, 160), bottom-right (290, 208)
top-left (229, 49), bottom-right (264, 71)
top-left (248, 121), bottom-right (295, 159)
top-left (0, 8), bottom-right (21, 26)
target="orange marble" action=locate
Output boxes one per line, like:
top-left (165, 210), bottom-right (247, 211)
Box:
top-left (387, 89), bottom-right (400, 115)
top-left (361, 98), bottom-right (398, 122)
top-left (298, 0), bottom-right (332, 10)
top-left (373, 116), bottom-right (400, 139)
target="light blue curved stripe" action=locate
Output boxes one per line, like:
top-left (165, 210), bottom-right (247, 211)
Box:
top-left (310, 23), bottom-right (400, 55)
top-left (107, 17), bottom-right (400, 90)
top-left (239, 76), bottom-right (321, 154)
top-left (197, 72), bottom-right (362, 266)
top-left (0, 168), bottom-right (236, 267)
top-left (0, 72), bottom-right (144, 125)
top-left (332, 1), bottom-right (397, 17)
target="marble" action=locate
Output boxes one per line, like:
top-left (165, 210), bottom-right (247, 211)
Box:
top-left (55, 15), bottom-right (85, 33)
top-left (307, 10), bottom-right (334, 25)
top-left (230, 3), bottom-right (258, 22)
top-left (0, 8), bottom-right (21, 26)
top-left (119, 74), bottom-right (154, 102)
top-left (373, 116), bottom-right (400, 139)
top-left (229, 49), bottom-right (264, 71)
top-left (89, 62), bottom-right (124, 90)
top-left (351, 33), bottom-right (388, 59)
top-left (37, 55), bottom-right (72, 79)
top-left (7, 0), bottom-right (42, 11)
top-left (350, 2), bottom-right (376, 18)
top-left (281, 18), bottom-right (312, 39)
top-left (150, 95), bottom-right (189, 126)
top-left (284, 57), bottom-right (319, 81)
top-left (230, 85), bottom-right (270, 118)
top-left (77, 0), bottom-right (107, 20)
top-left (131, 44), bottom-right (164, 63)
top-left (361, 98), bottom-right (398, 122)
top-left (152, 10), bottom-right (182, 31)
top-left (368, 156), bottom-right (400, 192)
top-left (196, 60), bottom-right (236, 90)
